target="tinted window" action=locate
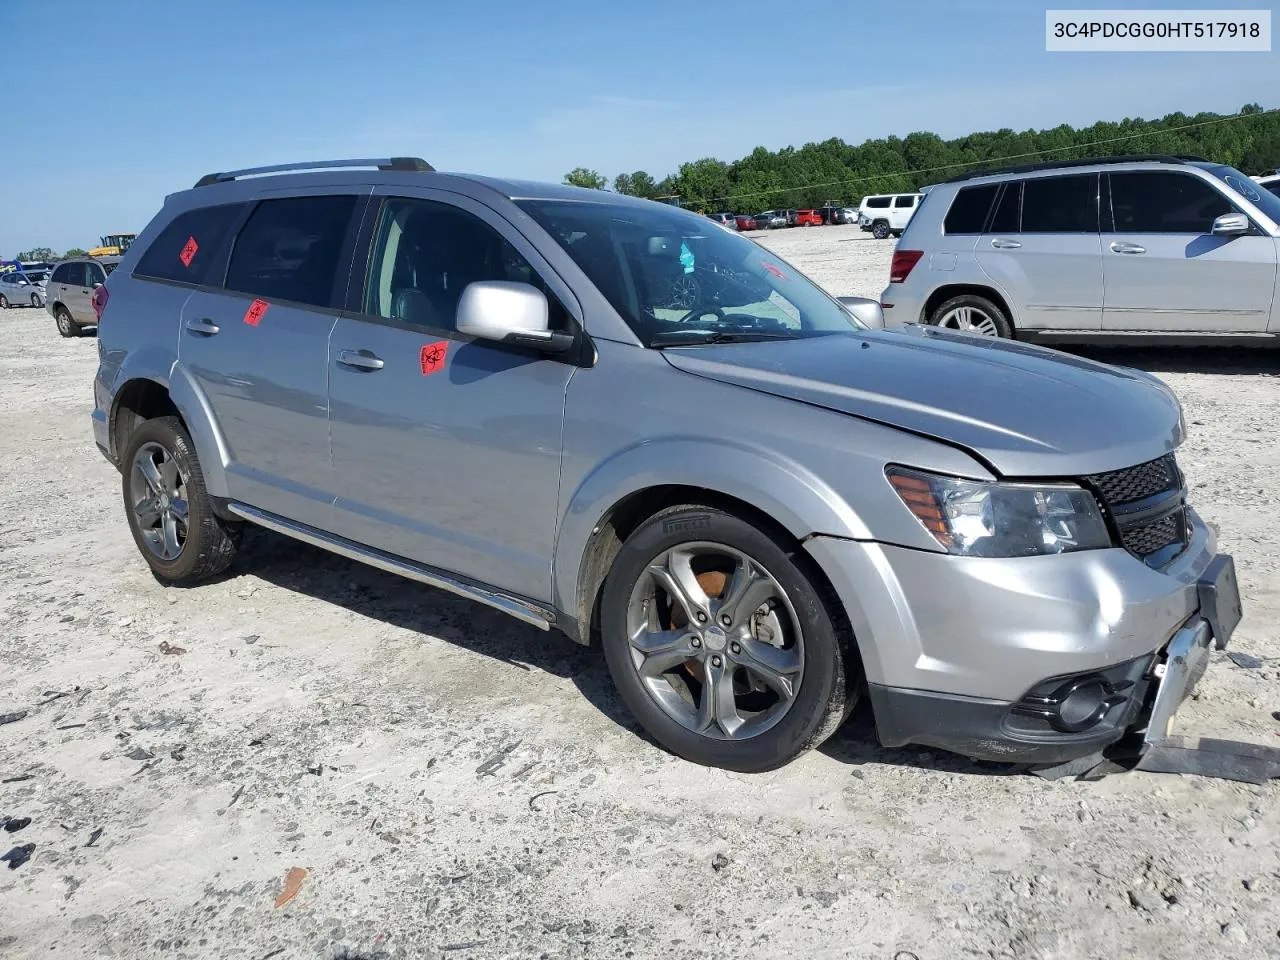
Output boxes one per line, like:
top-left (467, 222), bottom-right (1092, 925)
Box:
top-left (864, 196), bottom-right (891, 208)
top-left (893, 195), bottom-right (915, 208)
top-left (362, 197), bottom-right (564, 331)
top-left (1020, 174), bottom-right (1098, 233)
top-left (944, 184), bottom-right (998, 234)
top-left (59, 263), bottom-right (87, 286)
top-left (1268, 183), bottom-right (1280, 199)
top-left (988, 183), bottom-right (1021, 233)
top-left (134, 202), bottom-right (246, 285)
top-left (1110, 172), bottom-right (1234, 233)
top-left (103, 262), bottom-right (120, 276)
top-left (517, 198), bottom-right (860, 347)
top-left (87, 263), bottom-right (106, 285)
top-left (51, 264), bottom-right (71, 284)
top-left (225, 196), bottom-right (356, 308)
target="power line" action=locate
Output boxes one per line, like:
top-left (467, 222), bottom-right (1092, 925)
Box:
top-left (686, 106), bottom-right (1275, 207)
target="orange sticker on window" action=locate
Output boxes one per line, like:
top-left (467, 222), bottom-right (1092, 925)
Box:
top-left (179, 237), bottom-right (199, 267)
top-left (419, 341), bottom-right (448, 376)
top-left (243, 299), bottom-right (269, 326)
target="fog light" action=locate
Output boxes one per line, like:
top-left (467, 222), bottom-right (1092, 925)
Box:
top-left (1012, 674), bottom-right (1128, 734)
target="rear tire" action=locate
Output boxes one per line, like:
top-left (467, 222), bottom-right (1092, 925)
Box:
top-left (121, 416), bottom-right (240, 583)
top-left (928, 293), bottom-right (1013, 338)
top-left (872, 220), bottom-right (890, 240)
top-left (600, 504), bottom-right (857, 772)
top-left (54, 306), bottom-right (79, 338)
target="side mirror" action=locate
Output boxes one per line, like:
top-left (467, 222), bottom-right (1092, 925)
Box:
top-left (837, 295), bottom-right (885, 329)
top-left (1211, 213), bottom-right (1250, 236)
top-left (455, 281), bottom-right (575, 354)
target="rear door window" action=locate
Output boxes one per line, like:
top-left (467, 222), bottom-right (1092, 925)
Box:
top-left (894, 195), bottom-right (916, 208)
top-left (1020, 174), bottom-right (1098, 233)
top-left (944, 184), bottom-right (998, 234)
top-left (87, 263), bottom-right (107, 285)
top-left (133, 202), bottom-right (247, 285)
top-left (988, 182), bottom-right (1021, 233)
top-left (1108, 172), bottom-right (1234, 233)
top-left (864, 197), bottom-right (891, 209)
top-left (225, 195), bottom-right (358, 308)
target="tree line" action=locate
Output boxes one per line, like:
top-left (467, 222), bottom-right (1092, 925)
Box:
top-left (8, 246), bottom-right (87, 262)
top-left (564, 103), bottom-right (1280, 212)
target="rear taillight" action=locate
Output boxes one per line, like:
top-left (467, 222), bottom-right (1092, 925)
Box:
top-left (889, 250), bottom-right (923, 283)
top-left (92, 284), bottom-right (109, 320)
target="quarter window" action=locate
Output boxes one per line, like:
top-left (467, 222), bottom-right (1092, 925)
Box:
top-left (134, 202), bottom-right (247, 285)
top-left (943, 184), bottom-right (998, 234)
top-left (225, 196), bottom-right (357, 308)
top-left (1109, 172), bottom-right (1235, 234)
top-left (362, 197), bottom-right (564, 331)
top-left (1020, 174), bottom-right (1098, 233)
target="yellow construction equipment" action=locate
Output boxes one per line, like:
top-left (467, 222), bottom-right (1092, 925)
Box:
top-left (87, 233), bottom-right (136, 257)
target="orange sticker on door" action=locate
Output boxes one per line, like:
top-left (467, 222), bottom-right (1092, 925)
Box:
top-left (420, 341), bottom-right (449, 376)
top-left (243, 299), bottom-right (269, 326)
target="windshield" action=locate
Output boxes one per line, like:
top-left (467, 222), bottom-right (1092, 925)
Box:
top-left (1204, 164), bottom-right (1280, 227)
top-left (515, 198), bottom-right (861, 346)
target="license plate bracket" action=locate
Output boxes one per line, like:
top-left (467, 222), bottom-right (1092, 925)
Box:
top-left (1197, 554), bottom-right (1241, 651)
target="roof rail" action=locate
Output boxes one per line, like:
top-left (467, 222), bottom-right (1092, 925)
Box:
top-left (194, 157), bottom-right (433, 188)
top-left (945, 154), bottom-right (1207, 184)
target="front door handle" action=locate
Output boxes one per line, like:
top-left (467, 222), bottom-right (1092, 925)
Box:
top-left (337, 349), bottom-right (385, 371)
top-left (184, 318), bottom-right (221, 336)
top-left (1110, 241), bottom-right (1146, 255)
top-left (989, 238), bottom-right (1022, 249)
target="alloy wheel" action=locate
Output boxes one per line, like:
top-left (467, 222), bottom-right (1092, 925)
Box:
top-left (937, 305), bottom-right (1000, 336)
top-left (625, 543), bottom-right (804, 740)
top-left (56, 309), bottom-right (73, 336)
top-left (129, 441), bottom-right (191, 561)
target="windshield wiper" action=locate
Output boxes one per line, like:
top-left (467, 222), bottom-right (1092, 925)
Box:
top-left (649, 329), bottom-right (799, 348)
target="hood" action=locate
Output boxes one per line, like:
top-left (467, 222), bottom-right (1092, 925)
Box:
top-left (661, 327), bottom-right (1183, 477)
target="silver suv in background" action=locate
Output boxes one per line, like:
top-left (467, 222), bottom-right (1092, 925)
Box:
top-left (91, 157), bottom-right (1239, 773)
top-left (46, 256), bottom-right (120, 336)
top-left (881, 155), bottom-right (1280, 342)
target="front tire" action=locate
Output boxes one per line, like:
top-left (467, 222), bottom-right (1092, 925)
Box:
top-left (0, 294), bottom-right (8, 309)
top-left (31, 293), bottom-right (42, 308)
top-left (121, 416), bottom-right (240, 583)
top-left (600, 505), bottom-right (856, 772)
top-left (54, 306), bottom-right (79, 338)
top-left (928, 293), bottom-right (1013, 338)
top-left (872, 220), bottom-right (890, 240)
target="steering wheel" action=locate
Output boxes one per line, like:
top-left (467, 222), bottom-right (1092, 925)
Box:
top-left (674, 305), bottom-right (725, 324)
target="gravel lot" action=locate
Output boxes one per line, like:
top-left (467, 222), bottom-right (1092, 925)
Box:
top-left (1, 228), bottom-right (1278, 960)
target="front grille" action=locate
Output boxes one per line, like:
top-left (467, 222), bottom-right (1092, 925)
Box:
top-left (1086, 454), bottom-right (1180, 506)
top-left (1085, 454), bottom-right (1189, 567)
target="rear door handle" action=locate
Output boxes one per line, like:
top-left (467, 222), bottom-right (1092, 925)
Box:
top-left (183, 318), bottom-right (221, 336)
top-left (337, 349), bottom-right (385, 371)
top-left (989, 238), bottom-right (1022, 249)
top-left (1110, 241), bottom-right (1146, 255)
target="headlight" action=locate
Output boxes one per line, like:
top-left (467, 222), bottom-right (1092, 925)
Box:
top-left (887, 467), bottom-right (1112, 558)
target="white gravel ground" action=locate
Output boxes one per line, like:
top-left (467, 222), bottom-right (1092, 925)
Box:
top-left (0, 228), bottom-right (1277, 960)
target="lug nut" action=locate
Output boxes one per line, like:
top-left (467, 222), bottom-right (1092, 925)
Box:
top-left (711, 655), bottom-right (723, 668)
top-left (695, 611), bottom-right (708, 623)
top-left (720, 614), bottom-right (732, 627)
top-left (691, 637), bottom-right (702, 648)
top-left (730, 642), bottom-right (741, 655)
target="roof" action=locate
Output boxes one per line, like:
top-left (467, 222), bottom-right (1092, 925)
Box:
top-left (944, 154), bottom-right (1208, 184)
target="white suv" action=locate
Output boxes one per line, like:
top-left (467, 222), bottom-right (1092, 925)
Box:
top-left (880, 155), bottom-right (1280, 342)
top-left (858, 193), bottom-right (922, 239)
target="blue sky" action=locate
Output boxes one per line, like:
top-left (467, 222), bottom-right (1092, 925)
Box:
top-left (2, 0), bottom-right (1276, 255)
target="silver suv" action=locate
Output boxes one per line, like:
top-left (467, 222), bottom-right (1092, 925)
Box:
top-left (91, 157), bottom-right (1240, 772)
top-left (881, 155), bottom-right (1280, 343)
top-left (46, 256), bottom-right (121, 336)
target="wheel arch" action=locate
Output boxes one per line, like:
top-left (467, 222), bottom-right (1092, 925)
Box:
top-left (553, 441), bottom-right (872, 647)
top-left (922, 283), bottom-right (1015, 330)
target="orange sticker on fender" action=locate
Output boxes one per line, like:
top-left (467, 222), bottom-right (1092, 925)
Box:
top-left (243, 299), bottom-right (269, 326)
top-left (420, 341), bottom-right (448, 376)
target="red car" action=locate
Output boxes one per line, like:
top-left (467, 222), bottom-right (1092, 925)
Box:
top-left (734, 214), bottom-right (758, 231)
top-left (796, 209), bottom-right (823, 226)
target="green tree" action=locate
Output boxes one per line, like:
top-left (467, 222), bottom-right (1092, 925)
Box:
top-left (563, 167), bottom-right (608, 190)
top-left (614, 170), bottom-right (658, 198)
top-left (16, 246), bottom-right (56, 262)
top-left (63, 247), bottom-right (88, 258)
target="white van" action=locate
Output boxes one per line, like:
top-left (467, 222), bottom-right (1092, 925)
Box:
top-left (858, 193), bottom-right (922, 239)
